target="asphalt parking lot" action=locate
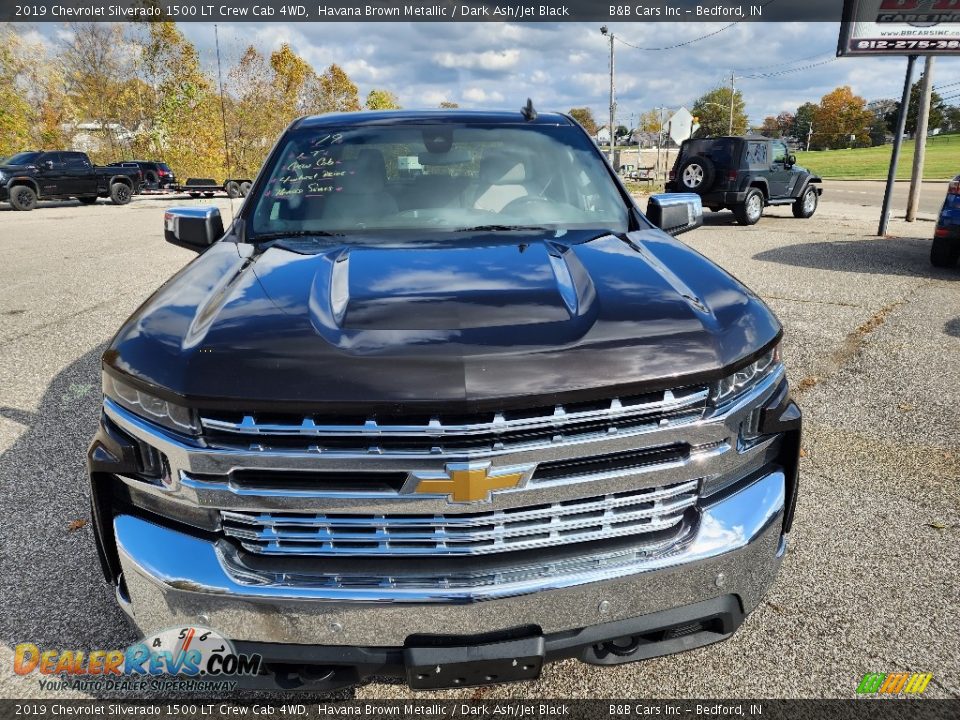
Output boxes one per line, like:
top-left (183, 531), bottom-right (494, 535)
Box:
top-left (0, 190), bottom-right (957, 700)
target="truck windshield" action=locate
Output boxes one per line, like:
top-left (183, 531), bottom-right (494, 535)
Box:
top-left (4, 152), bottom-right (41, 165)
top-left (248, 123), bottom-right (629, 237)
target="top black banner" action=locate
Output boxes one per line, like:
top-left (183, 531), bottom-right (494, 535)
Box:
top-left (3, 0), bottom-right (850, 23)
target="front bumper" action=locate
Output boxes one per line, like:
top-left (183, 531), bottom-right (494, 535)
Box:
top-left (112, 469), bottom-right (784, 648)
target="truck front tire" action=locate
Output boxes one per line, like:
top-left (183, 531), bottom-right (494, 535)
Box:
top-left (110, 183), bottom-right (132, 205)
top-left (9, 185), bottom-right (38, 211)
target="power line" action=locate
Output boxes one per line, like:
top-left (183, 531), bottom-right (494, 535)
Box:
top-left (614, 23), bottom-right (738, 51)
top-left (733, 50), bottom-right (835, 74)
top-left (739, 57), bottom-right (838, 79)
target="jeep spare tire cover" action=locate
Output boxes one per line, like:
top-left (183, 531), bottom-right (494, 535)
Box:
top-left (677, 155), bottom-right (715, 195)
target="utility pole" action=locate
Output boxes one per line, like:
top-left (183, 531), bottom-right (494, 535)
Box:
top-left (601, 26), bottom-right (616, 165)
top-left (728, 71), bottom-right (736, 135)
top-left (906, 56), bottom-right (934, 222)
top-left (806, 123), bottom-right (813, 152)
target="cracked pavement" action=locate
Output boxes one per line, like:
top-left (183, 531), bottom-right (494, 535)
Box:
top-left (0, 191), bottom-right (957, 700)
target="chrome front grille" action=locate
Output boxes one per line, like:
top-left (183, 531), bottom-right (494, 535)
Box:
top-left (199, 386), bottom-right (709, 456)
top-left (221, 478), bottom-right (699, 556)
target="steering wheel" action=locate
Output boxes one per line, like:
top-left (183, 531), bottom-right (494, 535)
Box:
top-left (500, 195), bottom-right (555, 214)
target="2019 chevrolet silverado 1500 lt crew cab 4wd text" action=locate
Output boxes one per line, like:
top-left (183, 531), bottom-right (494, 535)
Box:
top-left (88, 108), bottom-right (801, 691)
top-left (0, 151), bottom-right (140, 210)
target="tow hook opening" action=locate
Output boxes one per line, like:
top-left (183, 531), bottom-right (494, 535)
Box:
top-left (265, 663), bottom-right (359, 691)
top-left (588, 616), bottom-right (728, 664)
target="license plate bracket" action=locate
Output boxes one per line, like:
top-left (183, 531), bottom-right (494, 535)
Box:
top-left (404, 636), bottom-right (545, 689)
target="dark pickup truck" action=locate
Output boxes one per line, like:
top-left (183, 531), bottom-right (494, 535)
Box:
top-left (88, 108), bottom-right (801, 692)
top-left (0, 151), bottom-right (140, 211)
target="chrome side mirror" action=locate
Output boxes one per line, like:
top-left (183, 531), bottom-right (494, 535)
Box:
top-left (163, 207), bottom-right (223, 253)
top-left (646, 193), bottom-right (703, 236)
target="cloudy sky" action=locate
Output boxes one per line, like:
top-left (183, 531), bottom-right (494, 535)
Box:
top-left (30, 21), bottom-right (960, 125)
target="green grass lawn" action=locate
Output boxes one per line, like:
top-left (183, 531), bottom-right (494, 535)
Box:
top-left (795, 134), bottom-right (959, 180)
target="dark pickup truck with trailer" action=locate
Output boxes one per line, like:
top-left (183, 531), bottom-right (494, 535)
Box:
top-left (88, 107), bottom-right (801, 692)
top-left (0, 151), bottom-right (140, 210)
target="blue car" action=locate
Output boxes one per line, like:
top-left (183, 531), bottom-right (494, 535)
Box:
top-left (931, 174), bottom-right (960, 268)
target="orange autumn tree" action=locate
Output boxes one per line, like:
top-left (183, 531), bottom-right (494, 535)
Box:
top-left (811, 86), bottom-right (873, 150)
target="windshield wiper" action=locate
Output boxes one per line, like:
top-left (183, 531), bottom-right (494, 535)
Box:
top-left (454, 224), bottom-right (553, 232)
top-left (249, 230), bottom-right (345, 243)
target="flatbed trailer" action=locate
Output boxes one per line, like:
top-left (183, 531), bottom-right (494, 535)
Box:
top-left (171, 177), bottom-right (253, 198)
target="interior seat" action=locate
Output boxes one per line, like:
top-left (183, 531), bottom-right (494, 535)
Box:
top-left (465, 153), bottom-right (533, 213)
top-left (321, 149), bottom-right (398, 225)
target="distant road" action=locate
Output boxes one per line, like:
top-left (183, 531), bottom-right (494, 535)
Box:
top-left (821, 180), bottom-right (948, 218)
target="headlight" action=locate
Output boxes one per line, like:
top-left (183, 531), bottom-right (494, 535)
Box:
top-left (103, 373), bottom-right (199, 434)
top-left (710, 344), bottom-right (782, 406)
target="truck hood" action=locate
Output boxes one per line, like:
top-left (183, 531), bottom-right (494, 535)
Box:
top-left (106, 229), bottom-right (781, 412)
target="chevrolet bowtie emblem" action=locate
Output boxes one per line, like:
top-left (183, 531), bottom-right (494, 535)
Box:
top-left (410, 462), bottom-right (536, 503)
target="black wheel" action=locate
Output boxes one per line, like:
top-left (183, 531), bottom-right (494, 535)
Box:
top-left (9, 185), bottom-right (37, 211)
top-left (239, 181), bottom-right (252, 197)
top-left (676, 155), bottom-right (716, 195)
top-left (77, 196), bottom-right (98, 205)
top-left (792, 186), bottom-right (818, 218)
top-left (734, 189), bottom-right (764, 225)
top-left (109, 182), bottom-right (132, 205)
top-left (188, 192), bottom-right (202, 198)
top-left (225, 181), bottom-right (241, 198)
top-left (144, 171), bottom-right (159, 187)
top-left (930, 236), bottom-right (960, 268)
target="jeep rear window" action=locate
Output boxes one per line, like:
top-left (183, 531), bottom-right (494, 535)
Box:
top-left (680, 139), bottom-right (738, 166)
top-left (248, 123), bottom-right (629, 237)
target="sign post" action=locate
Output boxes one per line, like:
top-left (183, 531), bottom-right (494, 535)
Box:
top-left (878, 54), bottom-right (916, 236)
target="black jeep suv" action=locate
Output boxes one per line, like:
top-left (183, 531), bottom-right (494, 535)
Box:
top-left (666, 136), bottom-right (822, 225)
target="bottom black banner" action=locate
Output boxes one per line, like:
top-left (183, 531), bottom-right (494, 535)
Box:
top-left (1, 700), bottom-right (958, 720)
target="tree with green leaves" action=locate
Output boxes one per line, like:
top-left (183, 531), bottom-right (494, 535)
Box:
top-left (691, 86), bottom-right (748, 137)
top-left (793, 102), bottom-right (816, 148)
top-left (568, 107), bottom-right (598, 135)
top-left (885, 79), bottom-right (947, 136)
top-left (365, 89), bottom-right (401, 110)
top-left (869, 116), bottom-right (889, 147)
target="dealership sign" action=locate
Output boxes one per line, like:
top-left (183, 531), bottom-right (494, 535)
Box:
top-left (838, 0), bottom-right (960, 56)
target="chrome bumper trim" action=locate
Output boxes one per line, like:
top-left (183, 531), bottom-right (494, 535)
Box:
top-left (115, 471), bottom-right (785, 646)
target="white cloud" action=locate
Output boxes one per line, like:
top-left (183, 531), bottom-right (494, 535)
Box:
top-left (462, 87), bottom-right (505, 103)
top-left (433, 49), bottom-right (520, 71)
